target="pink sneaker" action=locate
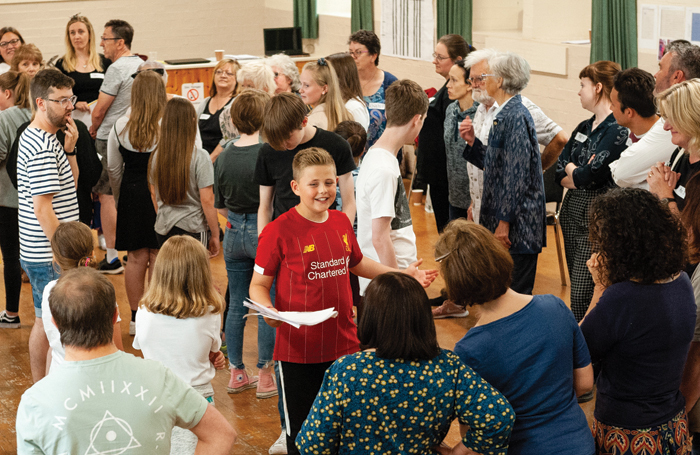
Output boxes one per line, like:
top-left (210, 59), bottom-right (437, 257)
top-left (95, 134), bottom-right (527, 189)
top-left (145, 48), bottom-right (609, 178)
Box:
top-left (257, 365), bottom-right (278, 399)
top-left (227, 368), bottom-right (258, 394)
top-left (432, 301), bottom-right (469, 319)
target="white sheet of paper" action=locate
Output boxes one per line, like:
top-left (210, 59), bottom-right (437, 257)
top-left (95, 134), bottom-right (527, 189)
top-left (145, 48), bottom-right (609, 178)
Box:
top-left (243, 299), bottom-right (338, 329)
top-left (71, 100), bottom-right (96, 129)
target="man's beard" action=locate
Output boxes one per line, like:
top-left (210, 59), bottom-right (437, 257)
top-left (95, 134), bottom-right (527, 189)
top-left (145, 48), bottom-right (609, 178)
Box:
top-left (472, 88), bottom-right (495, 105)
top-left (47, 107), bottom-right (69, 129)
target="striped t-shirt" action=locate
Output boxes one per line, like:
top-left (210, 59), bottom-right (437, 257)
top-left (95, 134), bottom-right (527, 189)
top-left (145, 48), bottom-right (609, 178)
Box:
top-left (17, 127), bottom-right (79, 262)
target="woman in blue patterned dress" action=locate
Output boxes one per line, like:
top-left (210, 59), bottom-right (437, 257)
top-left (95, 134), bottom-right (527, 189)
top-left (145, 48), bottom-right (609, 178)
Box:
top-left (296, 272), bottom-right (514, 455)
top-left (554, 61), bottom-right (628, 321)
top-left (460, 51), bottom-right (545, 295)
top-left (348, 30), bottom-right (397, 153)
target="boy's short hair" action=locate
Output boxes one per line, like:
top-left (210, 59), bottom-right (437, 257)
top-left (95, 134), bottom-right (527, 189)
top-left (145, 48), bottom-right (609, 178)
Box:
top-left (385, 79), bottom-right (429, 128)
top-left (262, 92), bottom-right (308, 151)
top-left (11, 43), bottom-right (42, 71)
top-left (334, 120), bottom-right (367, 158)
top-left (49, 268), bottom-right (116, 349)
top-left (230, 88), bottom-right (271, 135)
top-left (30, 68), bottom-right (75, 110)
top-left (613, 68), bottom-right (656, 118)
top-left (292, 147), bottom-right (336, 181)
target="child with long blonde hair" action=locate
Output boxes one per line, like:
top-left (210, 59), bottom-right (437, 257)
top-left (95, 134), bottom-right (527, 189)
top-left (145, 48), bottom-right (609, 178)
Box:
top-left (42, 221), bottom-right (124, 372)
top-left (134, 235), bottom-right (226, 455)
top-left (300, 58), bottom-right (353, 130)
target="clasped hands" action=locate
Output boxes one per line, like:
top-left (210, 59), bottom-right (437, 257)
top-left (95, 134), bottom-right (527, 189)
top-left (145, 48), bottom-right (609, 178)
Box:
top-left (647, 161), bottom-right (679, 199)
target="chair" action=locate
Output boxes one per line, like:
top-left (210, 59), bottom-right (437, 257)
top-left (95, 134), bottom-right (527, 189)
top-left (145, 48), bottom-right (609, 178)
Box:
top-left (543, 165), bottom-right (568, 286)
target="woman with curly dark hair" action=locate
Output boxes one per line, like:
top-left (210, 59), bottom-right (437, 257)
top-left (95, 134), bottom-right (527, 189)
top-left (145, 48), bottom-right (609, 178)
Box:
top-left (580, 187), bottom-right (695, 455)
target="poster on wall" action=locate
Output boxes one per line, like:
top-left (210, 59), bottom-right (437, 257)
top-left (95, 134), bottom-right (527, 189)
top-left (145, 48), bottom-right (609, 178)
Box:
top-left (639, 5), bottom-right (658, 50)
top-left (688, 7), bottom-right (700, 45)
top-left (181, 82), bottom-right (205, 110)
top-left (381, 0), bottom-right (434, 61)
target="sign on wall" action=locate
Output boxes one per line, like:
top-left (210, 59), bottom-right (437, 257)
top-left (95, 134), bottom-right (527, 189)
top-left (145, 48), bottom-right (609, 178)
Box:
top-left (181, 82), bottom-right (205, 110)
top-left (381, 0), bottom-right (434, 61)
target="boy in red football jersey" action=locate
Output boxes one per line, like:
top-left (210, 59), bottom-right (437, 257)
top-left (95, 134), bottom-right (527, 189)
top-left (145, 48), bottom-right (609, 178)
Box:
top-left (250, 147), bottom-right (436, 455)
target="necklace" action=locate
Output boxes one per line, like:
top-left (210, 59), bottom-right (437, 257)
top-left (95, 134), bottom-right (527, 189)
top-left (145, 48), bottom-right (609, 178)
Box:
top-left (361, 67), bottom-right (379, 92)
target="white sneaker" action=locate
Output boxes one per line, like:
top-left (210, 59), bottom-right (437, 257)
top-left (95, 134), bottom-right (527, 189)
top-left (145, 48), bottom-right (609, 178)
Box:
top-left (129, 321), bottom-right (136, 336)
top-left (98, 234), bottom-right (106, 251)
top-left (269, 430), bottom-right (287, 454)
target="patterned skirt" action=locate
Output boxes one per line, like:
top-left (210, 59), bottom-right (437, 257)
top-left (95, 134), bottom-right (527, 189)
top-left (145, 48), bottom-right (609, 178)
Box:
top-left (592, 410), bottom-right (691, 455)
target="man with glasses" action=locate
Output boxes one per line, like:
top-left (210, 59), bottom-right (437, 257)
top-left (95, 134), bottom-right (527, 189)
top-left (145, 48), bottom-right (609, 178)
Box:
top-left (16, 68), bottom-right (80, 383)
top-left (89, 19), bottom-right (141, 276)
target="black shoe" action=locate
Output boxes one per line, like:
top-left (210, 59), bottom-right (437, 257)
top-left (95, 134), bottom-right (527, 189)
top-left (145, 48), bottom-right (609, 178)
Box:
top-left (123, 254), bottom-right (128, 263)
top-left (98, 257), bottom-right (124, 274)
top-left (0, 310), bottom-right (20, 328)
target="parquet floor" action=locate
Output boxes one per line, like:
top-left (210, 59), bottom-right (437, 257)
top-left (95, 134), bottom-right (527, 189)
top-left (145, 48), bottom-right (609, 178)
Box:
top-left (0, 192), bottom-right (593, 453)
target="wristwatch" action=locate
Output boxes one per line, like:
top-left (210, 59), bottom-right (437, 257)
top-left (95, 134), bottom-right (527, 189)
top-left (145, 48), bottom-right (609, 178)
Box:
top-left (661, 197), bottom-right (676, 205)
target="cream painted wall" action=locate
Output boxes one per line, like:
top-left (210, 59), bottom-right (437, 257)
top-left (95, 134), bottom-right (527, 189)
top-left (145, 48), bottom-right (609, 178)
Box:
top-left (0, 0), bottom-right (268, 61)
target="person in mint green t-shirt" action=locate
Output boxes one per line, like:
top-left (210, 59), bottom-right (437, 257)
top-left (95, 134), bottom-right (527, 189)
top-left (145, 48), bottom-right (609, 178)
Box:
top-left (16, 267), bottom-right (236, 454)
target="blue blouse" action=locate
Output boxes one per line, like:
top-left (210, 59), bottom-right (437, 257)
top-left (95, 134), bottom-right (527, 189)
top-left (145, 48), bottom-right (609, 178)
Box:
top-left (363, 71), bottom-right (398, 153)
top-left (296, 349), bottom-right (515, 455)
top-left (462, 95), bottom-right (546, 254)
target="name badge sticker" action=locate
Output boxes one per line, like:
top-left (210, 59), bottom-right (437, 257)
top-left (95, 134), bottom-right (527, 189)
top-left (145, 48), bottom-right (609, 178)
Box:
top-left (575, 132), bottom-right (588, 143)
top-left (199, 114), bottom-right (211, 120)
top-left (368, 102), bottom-right (385, 110)
top-left (675, 185), bottom-right (686, 199)
top-left (90, 73), bottom-right (105, 79)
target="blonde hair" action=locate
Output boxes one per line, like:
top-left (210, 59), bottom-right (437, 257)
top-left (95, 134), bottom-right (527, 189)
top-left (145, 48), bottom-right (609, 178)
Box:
top-left (140, 236), bottom-right (224, 318)
top-left (125, 71), bottom-right (166, 151)
top-left (657, 79), bottom-right (700, 153)
top-left (0, 70), bottom-right (31, 109)
top-left (210, 58), bottom-right (241, 97)
top-left (10, 44), bottom-right (42, 72)
top-left (302, 60), bottom-right (351, 130)
top-left (51, 221), bottom-right (97, 272)
top-left (61, 15), bottom-right (103, 73)
top-left (292, 147), bottom-right (336, 181)
top-left (150, 98), bottom-right (197, 205)
top-left (237, 61), bottom-right (276, 96)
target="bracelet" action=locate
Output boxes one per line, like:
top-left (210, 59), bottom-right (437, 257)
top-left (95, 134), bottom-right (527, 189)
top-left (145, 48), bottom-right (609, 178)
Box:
top-left (65, 150), bottom-right (76, 156)
top-left (661, 197), bottom-right (676, 205)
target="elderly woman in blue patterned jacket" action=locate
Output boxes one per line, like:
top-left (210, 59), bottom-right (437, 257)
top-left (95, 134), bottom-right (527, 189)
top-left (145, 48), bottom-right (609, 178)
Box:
top-left (554, 60), bottom-right (628, 322)
top-left (460, 51), bottom-right (545, 295)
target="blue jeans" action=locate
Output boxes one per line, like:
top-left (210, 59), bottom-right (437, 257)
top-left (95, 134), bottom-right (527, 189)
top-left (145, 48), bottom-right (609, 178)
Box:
top-left (20, 259), bottom-right (60, 317)
top-left (223, 212), bottom-right (275, 370)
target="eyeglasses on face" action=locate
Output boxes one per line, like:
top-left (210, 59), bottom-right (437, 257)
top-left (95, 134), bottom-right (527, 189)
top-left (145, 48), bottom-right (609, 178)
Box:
top-left (45, 95), bottom-right (77, 109)
top-left (348, 50), bottom-right (369, 57)
top-left (432, 52), bottom-right (450, 62)
top-left (468, 74), bottom-right (497, 84)
top-left (0, 38), bottom-right (20, 48)
top-left (215, 70), bottom-right (235, 77)
top-left (100, 36), bottom-right (120, 42)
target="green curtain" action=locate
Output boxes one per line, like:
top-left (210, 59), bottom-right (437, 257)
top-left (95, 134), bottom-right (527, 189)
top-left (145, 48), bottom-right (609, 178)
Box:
top-left (436, 0), bottom-right (472, 44)
top-left (590, 0), bottom-right (637, 68)
top-left (294, 0), bottom-right (318, 39)
top-left (351, 0), bottom-right (373, 33)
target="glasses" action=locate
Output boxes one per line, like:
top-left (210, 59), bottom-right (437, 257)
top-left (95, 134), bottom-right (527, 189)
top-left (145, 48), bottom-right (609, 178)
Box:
top-left (215, 70), bottom-right (235, 77)
top-left (432, 53), bottom-right (450, 62)
top-left (131, 68), bottom-right (165, 79)
top-left (45, 95), bottom-right (77, 109)
top-left (0, 38), bottom-right (20, 48)
top-left (468, 74), bottom-right (497, 84)
top-left (348, 50), bottom-right (369, 57)
top-left (100, 36), bottom-right (120, 42)
top-left (273, 71), bottom-right (279, 77)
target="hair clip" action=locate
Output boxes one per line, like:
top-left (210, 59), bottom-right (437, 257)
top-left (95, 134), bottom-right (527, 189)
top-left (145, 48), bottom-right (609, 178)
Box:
top-left (317, 57), bottom-right (327, 66)
top-left (70, 13), bottom-right (82, 20)
top-left (82, 256), bottom-right (91, 267)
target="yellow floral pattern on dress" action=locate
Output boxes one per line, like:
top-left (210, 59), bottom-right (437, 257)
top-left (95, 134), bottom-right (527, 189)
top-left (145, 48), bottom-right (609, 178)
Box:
top-left (296, 349), bottom-right (514, 454)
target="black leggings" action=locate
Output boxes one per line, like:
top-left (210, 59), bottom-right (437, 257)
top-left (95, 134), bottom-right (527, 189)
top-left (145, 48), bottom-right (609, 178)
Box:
top-left (0, 207), bottom-right (21, 313)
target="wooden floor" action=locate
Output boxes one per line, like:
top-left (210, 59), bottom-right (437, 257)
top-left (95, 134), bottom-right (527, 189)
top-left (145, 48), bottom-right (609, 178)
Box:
top-left (0, 198), bottom-right (593, 453)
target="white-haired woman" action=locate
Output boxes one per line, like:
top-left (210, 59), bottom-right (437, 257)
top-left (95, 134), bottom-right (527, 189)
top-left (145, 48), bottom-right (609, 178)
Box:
top-left (460, 52), bottom-right (546, 296)
top-left (237, 61), bottom-right (277, 96)
top-left (266, 53), bottom-right (300, 94)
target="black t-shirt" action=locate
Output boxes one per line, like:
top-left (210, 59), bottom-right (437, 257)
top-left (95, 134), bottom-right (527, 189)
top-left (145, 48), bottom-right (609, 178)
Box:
top-left (55, 55), bottom-right (112, 103)
top-left (416, 82), bottom-right (450, 183)
top-left (669, 147), bottom-right (700, 211)
top-left (214, 142), bottom-right (261, 214)
top-left (254, 127), bottom-right (355, 220)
